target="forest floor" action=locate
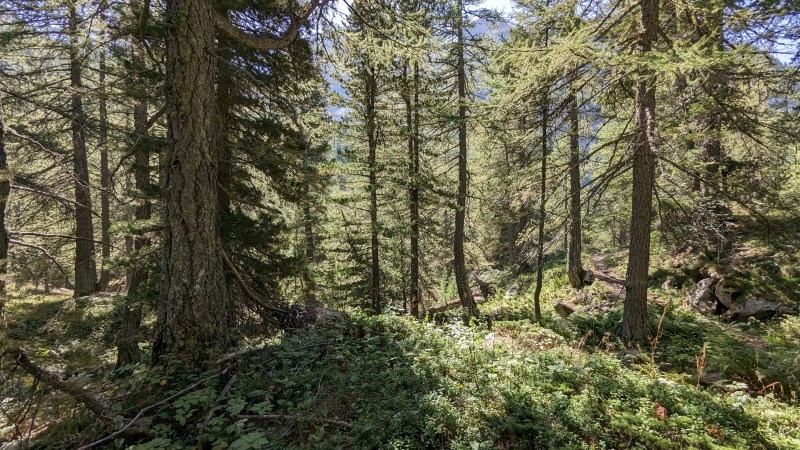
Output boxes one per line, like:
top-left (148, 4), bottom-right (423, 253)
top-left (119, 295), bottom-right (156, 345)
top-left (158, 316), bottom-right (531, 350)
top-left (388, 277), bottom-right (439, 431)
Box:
top-left (1, 258), bottom-right (799, 449)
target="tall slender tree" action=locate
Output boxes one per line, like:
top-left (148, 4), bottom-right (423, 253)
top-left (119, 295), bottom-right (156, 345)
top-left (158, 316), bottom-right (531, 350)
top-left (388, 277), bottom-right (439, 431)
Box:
top-left (453, 0), bottom-right (477, 314)
top-left (566, 68), bottom-right (585, 289)
top-left (68, 3), bottom-right (98, 297)
top-left (0, 98), bottom-right (8, 315)
top-left (622, 0), bottom-right (659, 343)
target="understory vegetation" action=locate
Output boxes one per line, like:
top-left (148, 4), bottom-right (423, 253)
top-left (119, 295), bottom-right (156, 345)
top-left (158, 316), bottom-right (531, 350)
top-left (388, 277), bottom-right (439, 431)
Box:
top-left (3, 255), bottom-right (799, 449)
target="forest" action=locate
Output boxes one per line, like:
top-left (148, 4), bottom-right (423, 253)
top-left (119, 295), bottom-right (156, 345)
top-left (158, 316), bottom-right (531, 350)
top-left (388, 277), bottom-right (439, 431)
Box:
top-left (0, 0), bottom-right (799, 448)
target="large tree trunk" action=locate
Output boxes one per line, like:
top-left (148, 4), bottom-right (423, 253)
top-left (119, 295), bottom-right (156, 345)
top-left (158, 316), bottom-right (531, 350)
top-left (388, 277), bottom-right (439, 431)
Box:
top-left (0, 99), bottom-right (9, 317)
top-left (365, 65), bottom-right (381, 314)
top-left (69, 4), bottom-right (98, 297)
top-left (98, 48), bottom-right (111, 291)
top-left (622, 0), bottom-right (659, 344)
top-left (153, 0), bottom-right (233, 365)
top-left (566, 72), bottom-right (585, 289)
top-left (453, 0), bottom-right (476, 314)
top-left (532, 96), bottom-right (548, 322)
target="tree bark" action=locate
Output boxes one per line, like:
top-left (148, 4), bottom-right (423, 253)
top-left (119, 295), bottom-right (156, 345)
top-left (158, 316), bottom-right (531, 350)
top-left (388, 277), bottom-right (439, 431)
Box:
top-left (69, 4), bottom-right (98, 297)
top-left (453, 0), bottom-right (476, 314)
top-left (404, 62), bottom-right (421, 318)
top-left (98, 48), bottom-right (111, 291)
top-left (566, 71), bottom-right (585, 289)
top-left (0, 98), bottom-right (9, 316)
top-left (153, 0), bottom-right (233, 365)
top-left (532, 94), bottom-right (548, 322)
top-left (365, 63), bottom-right (381, 314)
top-left (302, 201), bottom-right (317, 304)
top-left (622, 0), bottom-right (659, 344)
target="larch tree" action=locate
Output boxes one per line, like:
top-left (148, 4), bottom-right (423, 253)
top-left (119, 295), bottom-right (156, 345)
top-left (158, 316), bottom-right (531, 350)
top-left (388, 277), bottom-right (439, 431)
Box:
top-left (452, 0), bottom-right (478, 314)
top-left (622, 0), bottom-right (659, 344)
top-left (153, 0), bottom-right (328, 364)
top-left (152, 0), bottom-right (232, 363)
top-left (68, 2), bottom-right (98, 297)
top-left (0, 98), bottom-right (8, 314)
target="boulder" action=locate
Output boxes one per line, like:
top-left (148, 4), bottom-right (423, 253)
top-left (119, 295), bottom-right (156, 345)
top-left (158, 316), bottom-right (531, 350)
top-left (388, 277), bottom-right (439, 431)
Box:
top-left (554, 301), bottom-right (576, 317)
top-left (661, 277), bottom-right (676, 290)
top-left (687, 276), bottom-right (719, 315)
top-left (504, 283), bottom-right (519, 300)
top-left (714, 279), bottom-right (740, 309)
top-left (721, 297), bottom-right (793, 322)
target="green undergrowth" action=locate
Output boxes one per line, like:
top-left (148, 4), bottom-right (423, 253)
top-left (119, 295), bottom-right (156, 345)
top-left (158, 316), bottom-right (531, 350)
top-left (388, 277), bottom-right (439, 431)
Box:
top-left (3, 286), bottom-right (800, 449)
top-left (122, 314), bottom-right (800, 449)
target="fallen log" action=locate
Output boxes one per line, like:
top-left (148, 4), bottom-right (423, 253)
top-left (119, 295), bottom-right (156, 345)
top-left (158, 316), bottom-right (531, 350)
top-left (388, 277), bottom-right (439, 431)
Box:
top-left (2, 348), bottom-right (114, 424)
top-left (426, 296), bottom-right (488, 315)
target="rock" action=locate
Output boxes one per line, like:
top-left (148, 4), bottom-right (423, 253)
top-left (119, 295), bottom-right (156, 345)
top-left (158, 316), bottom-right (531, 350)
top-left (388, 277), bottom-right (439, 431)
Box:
top-left (504, 283), bottom-right (519, 300)
top-left (554, 301), bottom-right (576, 317)
top-left (687, 276), bottom-right (720, 315)
top-left (699, 372), bottom-right (725, 386)
top-left (618, 349), bottom-right (645, 368)
top-left (582, 269), bottom-right (595, 285)
top-left (721, 297), bottom-right (793, 322)
top-left (661, 278), bottom-right (675, 290)
top-left (714, 279), bottom-right (740, 309)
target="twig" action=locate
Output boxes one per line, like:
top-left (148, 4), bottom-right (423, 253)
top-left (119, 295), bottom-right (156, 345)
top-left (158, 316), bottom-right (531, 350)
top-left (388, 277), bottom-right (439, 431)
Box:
top-left (9, 239), bottom-right (73, 288)
top-left (200, 374), bottom-right (238, 433)
top-left (238, 414), bottom-right (351, 429)
top-left (221, 250), bottom-right (287, 317)
top-left (76, 366), bottom-right (232, 450)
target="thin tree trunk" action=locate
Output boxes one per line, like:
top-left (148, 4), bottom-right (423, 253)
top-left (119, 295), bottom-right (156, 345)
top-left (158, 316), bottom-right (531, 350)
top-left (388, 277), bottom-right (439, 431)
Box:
top-left (98, 48), bottom-right (111, 291)
top-left (302, 201), bottom-right (317, 304)
top-left (153, 0), bottom-right (232, 365)
top-left (0, 98), bottom-right (9, 317)
top-left (404, 62), bottom-right (421, 318)
top-left (117, 22), bottom-right (151, 368)
top-left (699, 8), bottom-right (724, 197)
top-left (366, 65), bottom-right (381, 314)
top-left (453, 0), bottom-right (476, 314)
top-left (622, 0), bottom-right (659, 344)
top-left (566, 71), bottom-right (585, 289)
top-left (69, 4), bottom-right (98, 297)
top-left (532, 94), bottom-right (548, 322)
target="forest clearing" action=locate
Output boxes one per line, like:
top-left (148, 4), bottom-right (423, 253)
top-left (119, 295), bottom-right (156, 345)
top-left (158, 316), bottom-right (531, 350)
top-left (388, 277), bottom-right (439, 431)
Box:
top-left (0, 0), bottom-right (799, 448)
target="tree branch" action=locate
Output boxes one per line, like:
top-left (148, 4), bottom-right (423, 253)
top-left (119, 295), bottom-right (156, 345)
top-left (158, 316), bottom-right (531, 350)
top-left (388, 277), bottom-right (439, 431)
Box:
top-left (214, 0), bottom-right (330, 51)
top-left (9, 239), bottom-right (73, 289)
top-left (2, 349), bottom-right (115, 424)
